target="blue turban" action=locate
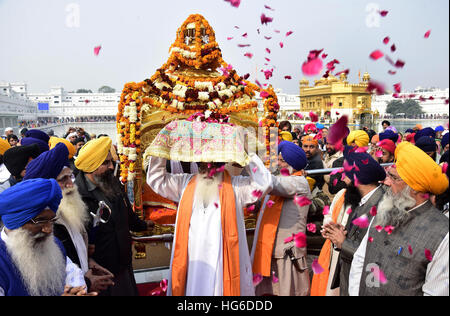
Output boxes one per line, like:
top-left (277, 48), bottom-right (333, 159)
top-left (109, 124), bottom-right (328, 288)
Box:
top-left (441, 133), bottom-right (449, 149)
top-left (435, 126), bottom-right (445, 132)
top-left (379, 129), bottom-right (399, 143)
top-left (316, 123), bottom-right (325, 130)
top-left (24, 143), bottom-right (69, 181)
top-left (0, 178), bottom-right (62, 230)
top-left (21, 137), bottom-right (49, 154)
top-left (414, 127), bottom-right (436, 143)
top-left (25, 129), bottom-right (50, 143)
top-left (278, 141), bottom-right (307, 171)
top-left (415, 136), bottom-right (437, 153)
top-left (343, 146), bottom-right (386, 185)
top-left (405, 129), bottom-right (414, 134)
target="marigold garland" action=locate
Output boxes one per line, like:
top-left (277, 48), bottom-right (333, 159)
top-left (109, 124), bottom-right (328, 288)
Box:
top-left (116, 14), bottom-right (279, 185)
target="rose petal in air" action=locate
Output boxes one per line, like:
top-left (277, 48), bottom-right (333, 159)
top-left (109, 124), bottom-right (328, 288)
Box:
top-left (366, 81), bottom-right (386, 95)
top-left (309, 111), bottom-right (319, 122)
top-left (408, 245), bottom-right (413, 255)
top-left (424, 30), bottom-right (431, 38)
top-left (294, 232), bottom-right (307, 248)
top-left (286, 31), bottom-right (293, 37)
top-left (370, 50), bottom-right (384, 60)
top-left (371, 266), bottom-right (388, 284)
top-left (383, 37), bottom-right (390, 44)
top-left (294, 195), bottom-right (312, 207)
top-left (327, 115), bottom-right (349, 147)
top-left (160, 279), bottom-right (168, 292)
top-left (424, 249), bottom-right (433, 261)
top-left (346, 208), bottom-right (352, 215)
top-left (384, 225), bottom-right (395, 235)
top-left (394, 83), bottom-right (401, 93)
top-left (279, 42), bottom-right (284, 48)
top-left (252, 190), bottom-right (263, 198)
top-left (302, 58), bottom-right (323, 76)
top-left (247, 204), bottom-right (256, 212)
top-left (307, 223), bottom-right (317, 233)
top-left (253, 273), bottom-right (263, 286)
top-left (266, 200), bottom-right (275, 208)
top-left (284, 234), bottom-right (294, 244)
top-left (94, 46), bottom-right (102, 56)
top-left (379, 10), bottom-right (389, 17)
top-left (333, 178), bottom-right (338, 186)
top-left (394, 59), bottom-right (405, 68)
top-left (272, 271), bottom-right (279, 283)
top-left (261, 13), bottom-right (274, 25)
top-left (370, 206), bottom-right (377, 216)
top-left (368, 237), bottom-right (374, 243)
top-left (322, 205), bottom-right (330, 216)
top-left (391, 44), bottom-right (396, 52)
top-left (244, 52), bottom-right (253, 59)
top-left (280, 168), bottom-right (291, 176)
top-left (352, 214), bottom-right (370, 229)
top-left (294, 112), bottom-right (304, 119)
top-left (376, 150), bottom-right (383, 158)
top-left (312, 259), bottom-right (324, 274)
top-left (284, 75), bottom-right (292, 80)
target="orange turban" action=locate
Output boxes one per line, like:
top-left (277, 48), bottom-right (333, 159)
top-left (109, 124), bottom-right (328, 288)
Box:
top-left (395, 142), bottom-right (448, 195)
top-left (0, 138), bottom-right (11, 155)
top-left (49, 137), bottom-right (77, 159)
top-left (75, 137), bottom-right (112, 173)
top-left (302, 135), bottom-right (318, 146)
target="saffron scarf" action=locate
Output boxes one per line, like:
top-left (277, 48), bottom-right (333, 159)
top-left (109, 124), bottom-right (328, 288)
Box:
top-left (171, 171), bottom-right (240, 296)
top-left (252, 171), bottom-right (303, 277)
top-left (310, 189), bottom-right (346, 296)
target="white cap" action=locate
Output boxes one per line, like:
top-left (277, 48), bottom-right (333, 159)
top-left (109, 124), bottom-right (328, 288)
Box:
top-left (4, 127), bottom-right (13, 132)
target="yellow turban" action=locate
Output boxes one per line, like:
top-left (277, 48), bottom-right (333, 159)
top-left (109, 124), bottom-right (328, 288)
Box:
top-left (75, 137), bottom-right (112, 173)
top-left (395, 141), bottom-right (448, 195)
top-left (49, 137), bottom-right (77, 159)
top-left (347, 130), bottom-right (369, 148)
top-left (0, 138), bottom-right (11, 155)
top-left (306, 176), bottom-right (316, 192)
top-left (280, 131), bottom-right (293, 142)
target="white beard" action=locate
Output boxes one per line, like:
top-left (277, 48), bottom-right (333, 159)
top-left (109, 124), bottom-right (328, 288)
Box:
top-left (375, 186), bottom-right (417, 228)
top-left (195, 172), bottom-right (223, 208)
top-left (57, 185), bottom-right (89, 233)
top-left (5, 228), bottom-right (66, 296)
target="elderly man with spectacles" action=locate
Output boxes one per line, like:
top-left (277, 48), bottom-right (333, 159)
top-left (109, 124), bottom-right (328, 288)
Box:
top-left (349, 142), bottom-right (449, 296)
top-left (23, 142), bottom-right (115, 294)
top-left (74, 137), bottom-right (154, 296)
top-left (0, 178), bottom-right (97, 296)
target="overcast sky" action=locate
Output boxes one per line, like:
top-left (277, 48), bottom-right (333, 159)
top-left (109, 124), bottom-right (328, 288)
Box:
top-left (0, 0), bottom-right (448, 95)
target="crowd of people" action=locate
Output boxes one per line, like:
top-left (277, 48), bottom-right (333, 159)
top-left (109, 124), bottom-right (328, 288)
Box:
top-left (18, 116), bottom-right (116, 129)
top-left (0, 117), bottom-right (448, 296)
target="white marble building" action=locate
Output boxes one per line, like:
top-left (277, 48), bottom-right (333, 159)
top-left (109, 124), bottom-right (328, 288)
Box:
top-left (0, 82), bottom-right (38, 131)
top-left (372, 87), bottom-right (449, 117)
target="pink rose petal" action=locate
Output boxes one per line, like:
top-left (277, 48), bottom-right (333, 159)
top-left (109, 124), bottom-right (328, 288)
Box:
top-left (307, 223), bottom-right (317, 233)
top-left (266, 200), bottom-right (275, 208)
top-left (368, 236), bottom-right (374, 243)
top-left (294, 196), bottom-right (312, 207)
top-left (384, 225), bottom-right (395, 235)
top-left (375, 225), bottom-right (383, 232)
top-left (333, 178), bottom-right (338, 186)
top-left (376, 150), bottom-right (383, 158)
top-left (94, 46), bottom-right (102, 56)
top-left (370, 206), bottom-right (377, 216)
top-left (247, 204), bottom-right (256, 212)
top-left (352, 214), bottom-right (369, 229)
top-left (160, 279), bottom-right (168, 292)
top-left (272, 271), bottom-right (279, 283)
top-left (280, 168), bottom-right (290, 176)
top-left (390, 44), bottom-right (396, 52)
top-left (302, 58), bottom-right (323, 76)
top-left (312, 259), bottom-right (324, 274)
top-left (394, 83), bottom-right (402, 93)
top-left (424, 249), bottom-right (433, 261)
top-left (424, 30), bottom-right (431, 38)
top-left (371, 266), bottom-right (388, 284)
top-left (284, 234), bottom-right (294, 244)
top-left (253, 273), bottom-right (263, 286)
top-left (370, 50), bottom-right (384, 60)
top-left (284, 75), bottom-right (292, 80)
top-left (327, 115), bottom-right (349, 147)
top-left (383, 37), bottom-right (390, 44)
top-left (309, 111), bottom-right (319, 122)
top-left (346, 208), bottom-right (352, 215)
top-left (286, 31), bottom-right (293, 37)
top-left (322, 205), bottom-right (330, 216)
top-left (252, 190), bottom-right (263, 199)
top-left (442, 163), bottom-right (448, 174)
top-left (279, 42), bottom-right (284, 48)
top-left (294, 112), bottom-right (304, 119)
top-left (379, 10), bottom-right (389, 17)
top-left (408, 245), bottom-right (413, 255)
top-left (261, 13), bottom-right (274, 25)
top-left (244, 52), bottom-right (253, 59)
top-left (366, 80), bottom-right (386, 95)
top-left (294, 232), bottom-right (307, 248)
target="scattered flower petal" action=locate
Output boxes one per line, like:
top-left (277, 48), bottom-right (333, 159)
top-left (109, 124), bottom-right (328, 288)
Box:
top-left (94, 46), bottom-right (102, 56)
top-left (390, 44), bottom-right (396, 52)
top-left (247, 204), bottom-right (256, 212)
top-left (286, 31), bottom-right (293, 37)
top-left (309, 111), bottom-right (319, 122)
top-left (379, 10), bottom-right (389, 17)
top-left (312, 259), bottom-right (324, 274)
top-left (394, 83), bottom-right (402, 93)
top-left (322, 205), bottom-right (330, 216)
top-left (279, 42), bottom-right (284, 48)
top-left (284, 75), bottom-right (292, 80)
top-left (368, 236), bottom-right (374, 243)
top-left (370, 206), bottom-right (377, 216)
top-left (224, 0), bottom-right (241, 8)
top-left (252, 190), bottom-right (263, 198)
top-left (244, 52), bottom-right (253, 59)
top-left (272, 271), bottom-right (279, 283)
top-left (383, 36), bottom-right (390, 44)
top-left (294, 232), bottom-right (307, 248)
top-left (408, 245), bottom-right (413, 255)
top-left (366, 80), bottom-right (386, 95)
top-left (294, 195), bottom-right (312, 207)
top-left (424, 30), bottom-right (431, 38)
top-left (261, 13), bottom-right (274, 25)
top-left (346, 208), bottom-right (352, 215)
top-left (307, 223), bottom-right (317, 233)
top-left (302, 57), bottom-right (323, 76)
top-left (424, 249), bottom-right (433, 261)
top-left (266, 200), bottom-right (275, 208)
top-left (370, 50), bottom-right (384, 60)
top-left (352, 215), bottom-right (369, 229)
top-left (253, 273), bottom-right (263, 286)
top-left (371, 265), bottom-right (388, 284)
top-left (384, 225), bottom-right (395, 235)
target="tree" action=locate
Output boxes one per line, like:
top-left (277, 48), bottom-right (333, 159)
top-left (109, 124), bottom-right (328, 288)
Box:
top-left (386, 99), bottom-right (423, 118)
top-left (76, 89), bottom-right (93, 93)
top-left (98, 86), bottom-right (116, 93)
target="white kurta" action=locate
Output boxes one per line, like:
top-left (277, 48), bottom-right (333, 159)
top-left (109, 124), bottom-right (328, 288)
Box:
top-left (147, 153), bottom-right (272, 296)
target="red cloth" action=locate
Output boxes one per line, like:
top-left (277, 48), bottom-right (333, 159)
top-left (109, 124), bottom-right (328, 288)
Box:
top-left (377, 139), bottom-right (396, 155)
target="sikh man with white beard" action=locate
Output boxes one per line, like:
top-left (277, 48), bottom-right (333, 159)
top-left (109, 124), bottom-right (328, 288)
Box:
top-left (146, 119), bottom-right (273, 296)
top-left (0, 178), bottom-right (96, 296)
top-left (349, 142), bottom-right (449, 296)
top-left (23, 143), bottom-right (115, 293)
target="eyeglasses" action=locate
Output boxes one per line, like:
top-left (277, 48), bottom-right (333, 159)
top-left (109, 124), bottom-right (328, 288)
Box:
top-left (57, 173), bottom-right (75, 184)
top-left (386, 171), bottom-right (403, 182)
top-left (29, 216), bottom-right (59, 226)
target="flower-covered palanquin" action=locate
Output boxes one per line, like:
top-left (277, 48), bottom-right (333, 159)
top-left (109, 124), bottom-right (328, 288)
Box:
top-left (116, 14), bottom-right (279, 228)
